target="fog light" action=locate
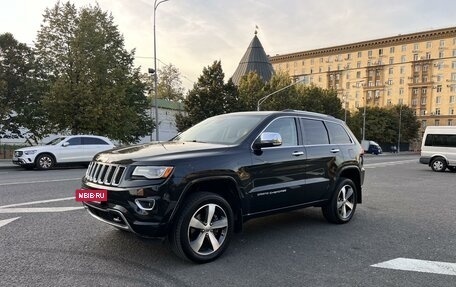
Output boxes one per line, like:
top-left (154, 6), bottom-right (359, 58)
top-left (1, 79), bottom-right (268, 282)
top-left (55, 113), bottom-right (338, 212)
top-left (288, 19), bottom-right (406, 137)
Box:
top-left (134, 198), bottom-right (155, 211)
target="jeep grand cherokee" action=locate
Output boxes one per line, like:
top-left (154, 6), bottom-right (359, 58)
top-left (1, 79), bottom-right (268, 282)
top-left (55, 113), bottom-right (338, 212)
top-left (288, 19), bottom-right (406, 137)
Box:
top-left (81, 110), bottom-right (365, 263)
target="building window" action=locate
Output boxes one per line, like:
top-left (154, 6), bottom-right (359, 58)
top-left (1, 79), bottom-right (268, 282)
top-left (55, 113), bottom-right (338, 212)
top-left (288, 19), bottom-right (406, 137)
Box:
top-left (449, 119), bottom-right (453, 126)
top-left (435, 108), bottom-right (441, 115)
top-left (422, 88), bottom-right (427, 94)
top-left (311, 59), bottom-right (314, 64)
top-left (389, 57), bottom-right (394, 64)
top-left (357, 61), bottom-right (361, 68)
top-left (437, 74), bottom-right (443, 82)
top-left (414, 65), bottom-right (420, 72)
top-left (400, 66), bottom-right (405, 74)
top-left (318, 76), bottom-right (322, 82)
top-left (387, 99), bottom-right (392, 105)
top-left (452, 73), bottom-right (456, 81)
top-left (398, 98), bottom-right (404, 105)
top-left (357, 51), bottom-right (362, 58)
top-left (422, 120), bottom-right (427, 128)
top-left (368, 50), bottom-right (373, 57)
top-left (435, 120), bottom-right (440, 126)
top-left (413, 43), bottom-right (419, 51)
top-left (453, 49), bottom-right (456, 57)
top-left (413, 54), bottom-right (419, 61)
top-left (412, 98), bottom-right (418, 106)
top-left (401, 55), bottom-right (406, 63)
top-left (423, 64), bottom-right (429, 71)
top-left (452, 61), bottom-right (456, 69)
top-left (421, 110), bottom-right (427, 116)
top-left (450, 108), bottom-right (455, 115)
top-left (439, 51), bottom-right (444, 58)
top-left (368, 81), bottom-right (373, 87)
top-left (390, 47), bottom-right (395, 53)
top-left (426, 52), bottom-right (431, 59)
top-left (413, 88), bottom-right (419, 95)
top-left (414, 76), bottom-right (419, 83)
top-left (356, 71), bottom-right (361, 78)
top-left (387, 89), bottom-right (392, 96)
top-left (426, 41), bottom-right (432, 49)
top-left (346, 82), bottom-right (350, 89)
top-left (387, 79), bottom-right (393, 85)
top-left (402, 45), bottom-right (407, 52)
top-left (347, 53), bottom-right (351, 60)
top-left (376, 80), bottom-right (380, 86)
top-left (389, 67), bottom-right (394, 74)
top-left (440, 40), bottom-right (445, 47)
top-left (437, 85), bottom-right (442, 92)
top-left (379, 49), bottom-right (383, 56)
top-left (450, 96), bottom-right (455, 103)
top-left (436, 96), bottom-right (441, 104)
top-left (400, 77), bottom-right (404, 85)
top-left (399, 88), bottom-right (404, 95)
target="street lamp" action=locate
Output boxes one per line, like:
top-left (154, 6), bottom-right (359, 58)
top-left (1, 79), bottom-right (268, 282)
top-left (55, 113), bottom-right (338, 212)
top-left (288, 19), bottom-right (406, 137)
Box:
top-left (153, 0), bottom-right (170, 141)
top-left (148, 68), bottom-right (155, 141)
top-left (343, 94), bottom-right (349, 122)
top-left (257, 78), bottom-right (305, 111)
top-left (397, 104), bottom-right (402, 153)
top-left (362, 96), bottom-right (366, 141)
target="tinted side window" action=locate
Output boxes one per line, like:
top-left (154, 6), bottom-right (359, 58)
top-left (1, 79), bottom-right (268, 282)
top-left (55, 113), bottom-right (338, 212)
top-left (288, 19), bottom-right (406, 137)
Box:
top-left (66, 137), bottom-right (82, 146)
top-left (264, 117), bottom-right (298, 146)
top-left (83, 137), bottom-right (109, 145)
top-left (425, 134), bottom-right (456, 147)
top-left (326, 122), bottom-right (353, 144)
top-left (300, 119), bottom-right (329, 145)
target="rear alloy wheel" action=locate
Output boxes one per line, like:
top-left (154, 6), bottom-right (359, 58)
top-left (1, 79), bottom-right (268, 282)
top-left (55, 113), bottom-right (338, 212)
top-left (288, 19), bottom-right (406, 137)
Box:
top-left (169, 192), bottom-right (233, 263)
top-left (36, 154), bottom-right (55, 170)
top-left (322, 178), bottom-right (357, 224)
top-left (430, 157), bottom-right (447, 172)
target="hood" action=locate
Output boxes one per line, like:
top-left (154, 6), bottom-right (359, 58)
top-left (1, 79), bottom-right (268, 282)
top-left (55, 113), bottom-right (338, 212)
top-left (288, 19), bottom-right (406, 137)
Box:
top-left (16, 145), bottom-right (49, 152)
top-left (93, 141), bottom-right (230, 164)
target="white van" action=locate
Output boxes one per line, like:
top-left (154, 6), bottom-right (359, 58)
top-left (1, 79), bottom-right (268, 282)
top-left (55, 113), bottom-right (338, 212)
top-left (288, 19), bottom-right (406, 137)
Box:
top-left (419, 126), bottom-right (456, 172)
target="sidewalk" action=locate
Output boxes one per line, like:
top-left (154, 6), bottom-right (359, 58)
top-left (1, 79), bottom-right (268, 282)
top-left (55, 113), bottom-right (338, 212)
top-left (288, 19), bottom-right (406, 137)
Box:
top-left (0, 159), bottom-right (18, 170)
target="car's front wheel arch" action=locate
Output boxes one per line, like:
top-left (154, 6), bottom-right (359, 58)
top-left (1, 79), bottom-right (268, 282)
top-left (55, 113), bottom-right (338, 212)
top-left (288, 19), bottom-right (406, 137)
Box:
top-left (35, 153), bottom-right (56, 170)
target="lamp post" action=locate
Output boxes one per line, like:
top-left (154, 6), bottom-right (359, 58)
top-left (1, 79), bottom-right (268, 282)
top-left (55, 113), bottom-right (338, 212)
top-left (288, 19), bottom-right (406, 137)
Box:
top-left (148, 68), bottom-right (155, 141)
top-left (153, 0), bottom-right (170, 141)
top-left (397, 104), bottom-right (402, 153)
top-left (343, 94), bottom-right (349, 122)
top-left (362, 96), bottom-right (366, 141)
top-left (257, 78), bottom-right (305, 111)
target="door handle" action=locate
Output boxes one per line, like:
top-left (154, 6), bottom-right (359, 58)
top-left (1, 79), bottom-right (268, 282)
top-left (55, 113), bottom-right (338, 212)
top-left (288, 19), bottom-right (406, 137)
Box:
top-left (330, 148), bottom-right (340, 153)
top-left (292, 151), bottom-right (304, 156)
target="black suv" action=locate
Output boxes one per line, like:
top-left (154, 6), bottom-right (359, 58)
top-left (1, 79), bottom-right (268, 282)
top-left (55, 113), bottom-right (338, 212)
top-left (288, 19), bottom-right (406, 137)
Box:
top-left (82, 110), bottom-right (365, 263)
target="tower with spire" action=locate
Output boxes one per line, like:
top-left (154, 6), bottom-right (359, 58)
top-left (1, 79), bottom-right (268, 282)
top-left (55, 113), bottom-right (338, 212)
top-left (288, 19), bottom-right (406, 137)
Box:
top-left (231, 29), bottom-right (274, 86)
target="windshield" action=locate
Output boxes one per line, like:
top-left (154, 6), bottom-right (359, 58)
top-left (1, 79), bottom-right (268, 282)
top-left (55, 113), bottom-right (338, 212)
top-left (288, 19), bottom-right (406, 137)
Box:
top-left (173, 114), bottom-right (267, 145)
top-left (45, 137), bottom-right (67, 145)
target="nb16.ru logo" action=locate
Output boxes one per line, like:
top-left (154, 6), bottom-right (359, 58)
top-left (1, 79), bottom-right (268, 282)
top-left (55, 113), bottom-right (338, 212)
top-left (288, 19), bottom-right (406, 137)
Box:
top-left (75, 189), bottom-right (107, 202)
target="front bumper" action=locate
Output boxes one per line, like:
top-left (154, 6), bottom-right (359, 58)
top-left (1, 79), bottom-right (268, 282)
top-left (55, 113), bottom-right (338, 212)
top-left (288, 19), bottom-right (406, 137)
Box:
top-left (419, 157), bottom-right (431, 165)
top-left (12, 157), bottom-right (34, 167)
top-left (81, 179), bottom-right (175, 238)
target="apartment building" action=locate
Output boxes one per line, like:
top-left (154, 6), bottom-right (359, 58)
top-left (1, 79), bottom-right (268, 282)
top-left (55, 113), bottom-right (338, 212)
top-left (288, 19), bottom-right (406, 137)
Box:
top-left (269, 27), bottom-right (456, 130)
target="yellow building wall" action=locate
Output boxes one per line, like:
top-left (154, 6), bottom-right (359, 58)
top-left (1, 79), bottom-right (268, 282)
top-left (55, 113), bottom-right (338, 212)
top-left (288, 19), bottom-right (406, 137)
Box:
top-left (270, 27), bottom-right (456, 132)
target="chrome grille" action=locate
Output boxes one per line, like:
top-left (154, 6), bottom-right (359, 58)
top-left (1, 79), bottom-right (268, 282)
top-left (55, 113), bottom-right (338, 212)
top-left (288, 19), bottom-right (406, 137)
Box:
top-left (85, 162), bottom-right (126, 186)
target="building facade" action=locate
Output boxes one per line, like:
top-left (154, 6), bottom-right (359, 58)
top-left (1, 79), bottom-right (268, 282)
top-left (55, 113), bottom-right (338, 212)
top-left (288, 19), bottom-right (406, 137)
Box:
top-left (269, 27), bottom-right (456, 132)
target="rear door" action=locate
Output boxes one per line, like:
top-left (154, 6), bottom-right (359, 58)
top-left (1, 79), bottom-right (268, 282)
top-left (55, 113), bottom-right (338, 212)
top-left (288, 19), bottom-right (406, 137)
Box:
top-left (299, 118), bottom-right (340, 202)
top-left (82, 137), bottom-right (112, 161)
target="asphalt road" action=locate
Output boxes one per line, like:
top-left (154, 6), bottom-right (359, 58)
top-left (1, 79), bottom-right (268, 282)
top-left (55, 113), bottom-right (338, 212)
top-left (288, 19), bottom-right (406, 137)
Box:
top-left (0, 154), bottom-right (455, 286)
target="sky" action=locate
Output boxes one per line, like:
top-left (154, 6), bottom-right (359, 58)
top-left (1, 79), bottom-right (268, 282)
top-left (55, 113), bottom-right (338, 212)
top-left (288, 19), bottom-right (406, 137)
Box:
top-left (1, 0), bottom-right (456, 90)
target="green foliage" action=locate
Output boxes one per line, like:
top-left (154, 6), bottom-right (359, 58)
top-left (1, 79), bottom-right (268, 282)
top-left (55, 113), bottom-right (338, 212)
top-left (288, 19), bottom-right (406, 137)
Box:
top-left (0, 33), bottom-right (50, 140)
top-left (34, 1), bottom-right (152, 143)
top-left (157, 64), bottom-right (185, 101)
top-left (296, 85), bottom-right (343, 118)
top-left (175, 61), bottom-right (238, 131)
top-left (237, 72), bottom-right (266, 111)
top-left (347, 104), bottom-right (420, 144)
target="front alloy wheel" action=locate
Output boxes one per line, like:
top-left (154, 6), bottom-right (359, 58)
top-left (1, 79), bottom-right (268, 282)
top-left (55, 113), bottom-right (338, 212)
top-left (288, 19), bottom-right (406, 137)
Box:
top-left (36, 154), bottom-right (55, 170)
top-left (431, 157), bottom-right (447, 172)
top-left (169, 192), bottom-right (233, 263)
top-left (322, 178), bottom-right (357, 224)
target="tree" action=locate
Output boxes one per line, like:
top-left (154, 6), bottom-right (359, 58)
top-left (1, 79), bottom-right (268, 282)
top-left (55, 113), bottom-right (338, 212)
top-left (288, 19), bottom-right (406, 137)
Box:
top-left (34, 2), bottom-right (152, 143)
top-left (175, 60), bottom-right (237, 131)
top-left (0, 33), bottom-right (49, 142)
top-left (296, 85), bottom-right (343, 118)
top-left (156, 64), bottom-right (185, 101)
top-left (237, 72), bottom-right (266, 111)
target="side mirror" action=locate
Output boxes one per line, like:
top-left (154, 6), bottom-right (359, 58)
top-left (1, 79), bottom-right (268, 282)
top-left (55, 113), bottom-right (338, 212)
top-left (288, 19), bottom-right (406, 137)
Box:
top-left (254, 132), bottom-right (282, 149)
top-left (62, 142), bottom-right (70, 147)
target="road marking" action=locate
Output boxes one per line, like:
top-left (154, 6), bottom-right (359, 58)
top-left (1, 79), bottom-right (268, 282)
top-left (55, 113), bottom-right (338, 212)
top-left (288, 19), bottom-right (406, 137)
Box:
top-left (372, 258), bottom-right (456, 276)
top-left (364, 159), bottom-right (417, 169)
top-left (0, 207), bottom-right (83, 213)
top-left (0, 217), bottom-right (20, 228)
top-left (0, 178), bottom-right (81, 186)
top-left (0, 196), bottom-right (75, 208)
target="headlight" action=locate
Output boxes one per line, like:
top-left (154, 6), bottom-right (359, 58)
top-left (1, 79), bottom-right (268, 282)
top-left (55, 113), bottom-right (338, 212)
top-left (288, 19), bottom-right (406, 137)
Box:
top-left (24, 150), bottom-right (37, 155)
top-left (132, 166), bottom-right (174, 179)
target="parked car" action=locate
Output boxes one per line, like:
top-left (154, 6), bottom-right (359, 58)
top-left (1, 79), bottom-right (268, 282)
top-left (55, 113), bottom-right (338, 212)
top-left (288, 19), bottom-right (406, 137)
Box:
top-left (361, 140), bottom-right (382, 155)
top-left (81, 110), bottom-right (365, 263)
top-left (419, 126), bottom-right (456, 172)
top-left (12, 135), bottom-right (115, 170)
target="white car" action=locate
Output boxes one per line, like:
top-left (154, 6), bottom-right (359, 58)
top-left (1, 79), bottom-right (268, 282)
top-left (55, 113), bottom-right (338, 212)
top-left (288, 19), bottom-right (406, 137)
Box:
top-left (12, 135), bottom-right (116, 170)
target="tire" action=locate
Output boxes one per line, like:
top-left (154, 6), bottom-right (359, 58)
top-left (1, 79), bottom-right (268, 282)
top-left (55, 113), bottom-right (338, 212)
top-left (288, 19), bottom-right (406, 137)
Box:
top-left (430, 157), bottom-right (447, 172)
top-left (36, 153), bottom-right (55, 170)
top-left (169, 192), bottom-right (234, 263)
top-left (448, 166), bottom-right (456, 173)
top-left (322, 178), bottom-right (357, 224)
